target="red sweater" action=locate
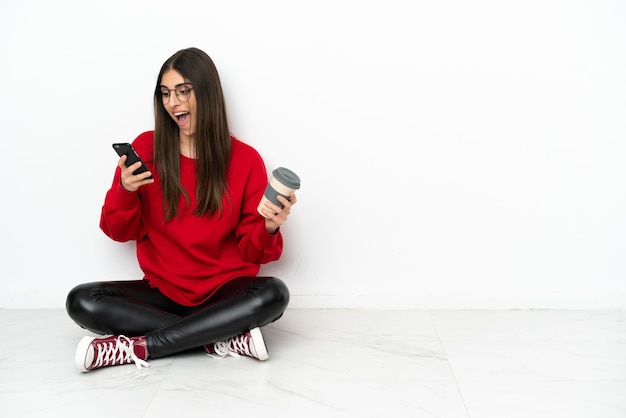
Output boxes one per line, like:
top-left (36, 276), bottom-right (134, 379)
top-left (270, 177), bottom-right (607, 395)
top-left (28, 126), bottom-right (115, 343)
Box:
top-left (100, 131), bottom-right (283, 306)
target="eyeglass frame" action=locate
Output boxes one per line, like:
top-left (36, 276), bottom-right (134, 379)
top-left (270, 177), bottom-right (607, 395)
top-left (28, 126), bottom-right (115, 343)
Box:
top-left (160, 83), bottom-right (194, 104)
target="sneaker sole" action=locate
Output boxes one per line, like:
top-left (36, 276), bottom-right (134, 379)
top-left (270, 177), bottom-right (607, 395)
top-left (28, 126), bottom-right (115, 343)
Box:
top-left (250, 327), bottom-right (269, 361)
top-left (75, 336), bottom-right (96, 372)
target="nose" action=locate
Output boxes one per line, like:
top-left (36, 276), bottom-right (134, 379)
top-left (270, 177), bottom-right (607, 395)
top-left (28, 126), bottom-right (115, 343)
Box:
top-left (167, 94), bottom-right (181, 107)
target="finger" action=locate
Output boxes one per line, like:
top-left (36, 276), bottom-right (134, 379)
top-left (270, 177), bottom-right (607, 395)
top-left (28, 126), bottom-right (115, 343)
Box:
top-left (117, 155), bottom-right (128, 169)
top-left (276, 195), bottom-right (294, 212)
top-left (127, 161), bottom-right (144, 174)
top-left (121, 174), bottom-right (153, 191)
top-left (136, 170), bottom-right (153, 181)
top-left (262, 209), bottom-right (282, 229)
top-left (275, 196), bottom-right (289, 210)
top-left (263, 201), bottom-right (282, 217)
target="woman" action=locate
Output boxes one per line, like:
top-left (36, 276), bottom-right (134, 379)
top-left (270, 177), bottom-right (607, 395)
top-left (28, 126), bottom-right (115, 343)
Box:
top-left (66, 47), bottom-right (295, 372)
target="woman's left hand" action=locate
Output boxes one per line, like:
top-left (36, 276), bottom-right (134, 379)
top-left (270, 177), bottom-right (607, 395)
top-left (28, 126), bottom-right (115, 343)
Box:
top-left (263, 192), bottom-right (297, 233)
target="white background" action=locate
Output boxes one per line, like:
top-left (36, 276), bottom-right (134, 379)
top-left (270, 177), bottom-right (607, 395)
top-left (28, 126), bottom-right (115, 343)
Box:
top-left (1, 0), bottom-right (625, 309)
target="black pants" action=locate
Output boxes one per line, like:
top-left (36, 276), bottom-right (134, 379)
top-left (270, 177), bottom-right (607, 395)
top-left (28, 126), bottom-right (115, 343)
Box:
top-left (66, 276), bottom-right (289, 359)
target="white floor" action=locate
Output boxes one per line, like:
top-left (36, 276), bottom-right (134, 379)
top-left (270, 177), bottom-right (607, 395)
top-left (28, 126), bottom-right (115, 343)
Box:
top-left (0, 309), bottom-right (625, 418)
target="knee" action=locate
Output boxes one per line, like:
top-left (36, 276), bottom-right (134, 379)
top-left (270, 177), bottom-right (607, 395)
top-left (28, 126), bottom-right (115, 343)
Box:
top-left (264, 277), bottom-right (290, 310)
top-left (249, 277), bottom-right (290, 319)
top-left (269, 278), bottom-right (290, 322)
top-left (65, 283), bottom-right (98, 323)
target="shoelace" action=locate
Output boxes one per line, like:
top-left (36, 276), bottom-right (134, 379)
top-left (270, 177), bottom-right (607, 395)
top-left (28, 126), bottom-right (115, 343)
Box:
top-left (93, 335), bottom-right (150, 370)
top-left (209, 334), bottom-right (253, 359)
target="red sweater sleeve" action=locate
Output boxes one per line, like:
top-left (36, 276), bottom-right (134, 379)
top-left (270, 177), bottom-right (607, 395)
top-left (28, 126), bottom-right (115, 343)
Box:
top-left (99, 171), bottom-right (147, 242)
top-left (232, 142), bottom-right (283, 264)
top-left (99, 133), bottom-right (152, 242)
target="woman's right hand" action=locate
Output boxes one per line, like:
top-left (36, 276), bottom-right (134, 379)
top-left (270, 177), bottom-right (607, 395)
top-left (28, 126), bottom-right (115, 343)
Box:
top-left (118, 155), bottom-right (154, 192)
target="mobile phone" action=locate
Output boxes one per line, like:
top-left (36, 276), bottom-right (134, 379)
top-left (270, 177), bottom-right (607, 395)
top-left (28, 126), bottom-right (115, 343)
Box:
top-left (112, 143), bottom-right (153, 179)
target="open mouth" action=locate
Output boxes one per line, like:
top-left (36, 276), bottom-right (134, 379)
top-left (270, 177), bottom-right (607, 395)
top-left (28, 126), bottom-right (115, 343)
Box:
top-left (174, 111), bottom-right (190, 125)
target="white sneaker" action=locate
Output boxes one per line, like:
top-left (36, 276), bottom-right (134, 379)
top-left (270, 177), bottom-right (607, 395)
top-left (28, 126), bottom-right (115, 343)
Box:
top-left (205, 327), bottom-right (269, 361)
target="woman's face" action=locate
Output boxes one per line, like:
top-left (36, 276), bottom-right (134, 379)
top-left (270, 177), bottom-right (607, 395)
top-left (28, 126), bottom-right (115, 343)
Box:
top-left (160, 69), bottom-right (196, 140)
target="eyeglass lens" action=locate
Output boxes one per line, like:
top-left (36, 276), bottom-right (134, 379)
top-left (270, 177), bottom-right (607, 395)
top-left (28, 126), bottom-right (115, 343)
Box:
top-left (161, 84), bottom-right (192, 104)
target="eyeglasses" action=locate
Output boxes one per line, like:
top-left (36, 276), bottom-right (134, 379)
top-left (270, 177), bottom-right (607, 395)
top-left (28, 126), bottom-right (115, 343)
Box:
top-left (160, 83), bottom-right (194, 104)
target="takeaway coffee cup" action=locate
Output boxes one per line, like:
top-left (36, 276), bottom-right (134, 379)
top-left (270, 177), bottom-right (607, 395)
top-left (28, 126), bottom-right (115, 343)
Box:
top-left (257, 167), bottom-right (301, 218)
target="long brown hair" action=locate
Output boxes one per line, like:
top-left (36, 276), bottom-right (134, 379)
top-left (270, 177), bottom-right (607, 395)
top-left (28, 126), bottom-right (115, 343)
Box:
top-left (153, 47), bottom-right (231, 221)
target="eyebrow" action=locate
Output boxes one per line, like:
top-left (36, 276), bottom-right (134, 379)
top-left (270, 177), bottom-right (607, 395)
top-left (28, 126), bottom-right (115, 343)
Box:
top-left (159, 82), bottom-right (192, 89)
